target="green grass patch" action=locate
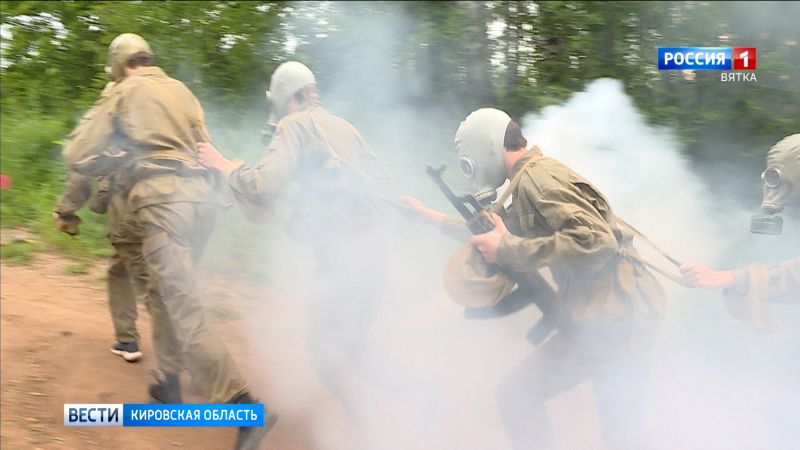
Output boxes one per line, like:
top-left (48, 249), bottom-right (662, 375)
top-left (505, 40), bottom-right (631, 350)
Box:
top-left (0, 110), bottom-right (291, 275)
top-left (64, 261), bottom-right (93, 275)
top-left (0, 240), bottom-right (45, 265)
top-left (1, 112), bottom-right (111, 263)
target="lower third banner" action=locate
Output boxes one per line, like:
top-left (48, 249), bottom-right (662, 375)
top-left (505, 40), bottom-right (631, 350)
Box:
top-left (64, 404), bottom-right (264, 427)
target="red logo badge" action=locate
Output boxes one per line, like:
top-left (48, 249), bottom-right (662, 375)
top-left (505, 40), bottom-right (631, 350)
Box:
top-left (733, 47), bottom-right (756, 70)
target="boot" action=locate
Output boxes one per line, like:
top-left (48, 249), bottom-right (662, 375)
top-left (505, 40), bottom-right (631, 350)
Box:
top-left (148, 373), bottom-right (182, 404)
top-left (232, 392), bottom-right (278, 450)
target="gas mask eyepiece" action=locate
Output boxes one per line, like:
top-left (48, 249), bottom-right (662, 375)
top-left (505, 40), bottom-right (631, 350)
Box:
top-left (458, 157), bottom-right (476, 178)
top-left (762, 167), bottom-right (782, 189)
top-left (457, 157), bottom-right (497, 205)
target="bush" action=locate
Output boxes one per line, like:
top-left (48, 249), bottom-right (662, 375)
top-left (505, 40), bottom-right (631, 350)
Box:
top-left (0, 112), bottom-right (111, 261)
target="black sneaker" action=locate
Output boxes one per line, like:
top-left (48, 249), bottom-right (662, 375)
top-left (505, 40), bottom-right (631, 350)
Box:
top-left (232, 392), bottom-right (278, 450)
top-left (149, 373), bottom-right (182, 404)
top-left (110, 341), bottom-right (142, 362)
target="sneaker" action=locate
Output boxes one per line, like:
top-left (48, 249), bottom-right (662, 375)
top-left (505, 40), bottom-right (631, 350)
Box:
top-left (110, 341), bottom-right (142, 362)
top-left (232, 392), bottom-right (278, 450)
top-left (149, 373), bottom-right (183, 404)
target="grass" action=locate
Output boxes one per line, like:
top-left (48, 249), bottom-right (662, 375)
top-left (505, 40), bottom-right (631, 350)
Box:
top-left (0, 110), bottom-right (284, 280)
top-left (1, 112), bottom-right (111, 265)
top-left (0, 240), bottom-right (45, 265)
top-left (64, 261), bottom-right (92, 275)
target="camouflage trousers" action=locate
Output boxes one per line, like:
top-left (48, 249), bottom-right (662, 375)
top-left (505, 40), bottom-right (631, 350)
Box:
top-left (107, 243), bottom-right (144, 344)
top-left (108, 238), bottom-right (187, 377)
top-left (134, 201), bottom-right (248, 403)
top-left (306, 227), bottom-right (385, 408)
top-left (496, 326), bottom-right (657, 450)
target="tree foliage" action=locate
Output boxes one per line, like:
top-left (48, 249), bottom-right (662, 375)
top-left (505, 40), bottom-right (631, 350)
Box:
top-left (1, 1), bottom-right (798, 256)
top-left (2, 1), bottom-right (797, 143)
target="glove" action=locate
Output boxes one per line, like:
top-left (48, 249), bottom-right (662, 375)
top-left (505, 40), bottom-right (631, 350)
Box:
top-left (53, 211), bottom-right (82, 236)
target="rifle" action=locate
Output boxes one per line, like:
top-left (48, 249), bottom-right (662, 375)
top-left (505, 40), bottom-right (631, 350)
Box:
top-left (426, 164), bottom-right (557, 345)
top-left (425, 164), bottom-right (495, 234)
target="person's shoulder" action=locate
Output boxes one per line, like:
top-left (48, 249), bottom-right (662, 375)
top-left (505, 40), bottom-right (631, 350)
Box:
top-left (519, 156), bottom-right (564, 190)
top-left (113, 73), bottom-right (150, 96)
top-left (536, 155), bottom-right (572, 174)
top-left (533, 156), bottom-right (613, 207)
top-left (517, 155), bottom-right (597, 205)
top-left (281, 107), bottom-right (359, 133)
top-left (121, 67), bottom-right (182, 87)
top-left (307, 106), bottom-right (360, 131)
top-left (317, 107), bottom-right (351, 125)
top-left (322, 109), bottom-right (365, 142)
top-left (151, 69), bottom-right (195, 95)
top-left (531, 155), bottom-right (591, 184)
top-left (273, 111), bottom-right (306, 135)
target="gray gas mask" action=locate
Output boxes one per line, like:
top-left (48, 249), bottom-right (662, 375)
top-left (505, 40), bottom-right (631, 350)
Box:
top-left (455, 108), bottom-right (512, 207)
top-left (750, 134), bottom-right (800, 235)
top-left (261, 61), bottom-right (316, 144)
top-left (260, 95), bottom-right (279, 144)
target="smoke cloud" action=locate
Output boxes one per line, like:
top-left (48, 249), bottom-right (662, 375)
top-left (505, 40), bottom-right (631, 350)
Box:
top-left (199, 5), bottom-right (799, 450)
top-left (521, 78), bottom-right (800, 450)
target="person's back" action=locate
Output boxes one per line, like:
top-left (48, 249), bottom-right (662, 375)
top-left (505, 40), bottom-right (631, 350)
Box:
top-left (65, 33), bottom-right (275, 449)
top-left (196, 61), bottom-right (389, 428)
top-left (274, 104), bottom-right (386, 239)
top-left (115, 70), bottom-right (197, 149)
top-left (98, 66), bottom-right (213, 209)
top-left (507, 151), bottom-right (664, 337)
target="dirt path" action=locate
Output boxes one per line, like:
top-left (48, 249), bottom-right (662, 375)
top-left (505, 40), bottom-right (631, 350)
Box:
top-left (1, 248), bottom-right (610, 450)
top-left (1, 253), bottom-right (319, 450)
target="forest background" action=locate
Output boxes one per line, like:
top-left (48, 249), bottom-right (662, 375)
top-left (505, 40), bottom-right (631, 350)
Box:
top-left (1, 1), bottom-right (798, 271)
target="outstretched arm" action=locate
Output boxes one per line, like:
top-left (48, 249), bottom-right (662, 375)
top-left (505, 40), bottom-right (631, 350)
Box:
top-left (198, 121), bottom-right (301, 208)
top-left (398, 195), bottom-right (472, 242)
top-left (680, 263), bottom-right (737, 289)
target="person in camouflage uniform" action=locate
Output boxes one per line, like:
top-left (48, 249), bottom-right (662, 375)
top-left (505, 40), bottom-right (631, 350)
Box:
top-left (55, 81), bottom-right (146, 363)
top-left (681, 134), bottom-right (800, 326)
top-left (63, 33), bottom-right (274, 450)
top-left (197, 61), bottom-right (391, 421)
top-left (403, 109), bottom-right (666, 450)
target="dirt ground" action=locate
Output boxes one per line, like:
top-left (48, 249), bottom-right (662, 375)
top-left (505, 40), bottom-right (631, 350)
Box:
top-left (1, 247), bottom-right (607, 450)
top-left (0, 252), bottom-right (323, 450)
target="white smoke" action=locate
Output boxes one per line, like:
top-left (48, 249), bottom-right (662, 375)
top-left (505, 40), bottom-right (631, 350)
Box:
top-left (520, 78), bottom-right (800, 450)
top-left (228, 71), bottom-right (800, 449)
top-left (522, 78), bottom-right (741, 266)
top-left (218, 7), bottom-right (800, 447)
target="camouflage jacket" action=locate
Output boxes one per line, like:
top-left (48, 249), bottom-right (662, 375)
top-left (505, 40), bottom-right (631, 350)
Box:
top-left (448, 148), bottom-right (665, 349)
top-left (724, 257), bottom-right (800, 328)
top-left (221, 104), bottom-right (386, 240)
top-left (64, 66), bottom-right (214, 209)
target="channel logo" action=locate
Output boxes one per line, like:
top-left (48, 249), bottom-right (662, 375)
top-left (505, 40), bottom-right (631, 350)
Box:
top-left (64, 403), bottom-right (265, 427)
top-left (64, 404), bottom-right (122, 427)
top-left (658, 47), bottom-right (756, 71)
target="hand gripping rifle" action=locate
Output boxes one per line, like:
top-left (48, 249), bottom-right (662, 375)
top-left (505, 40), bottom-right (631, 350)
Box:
top-left (425, 164), bottom-right (556, 345)
top-left (425, 164), bottom-right (495, 234)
